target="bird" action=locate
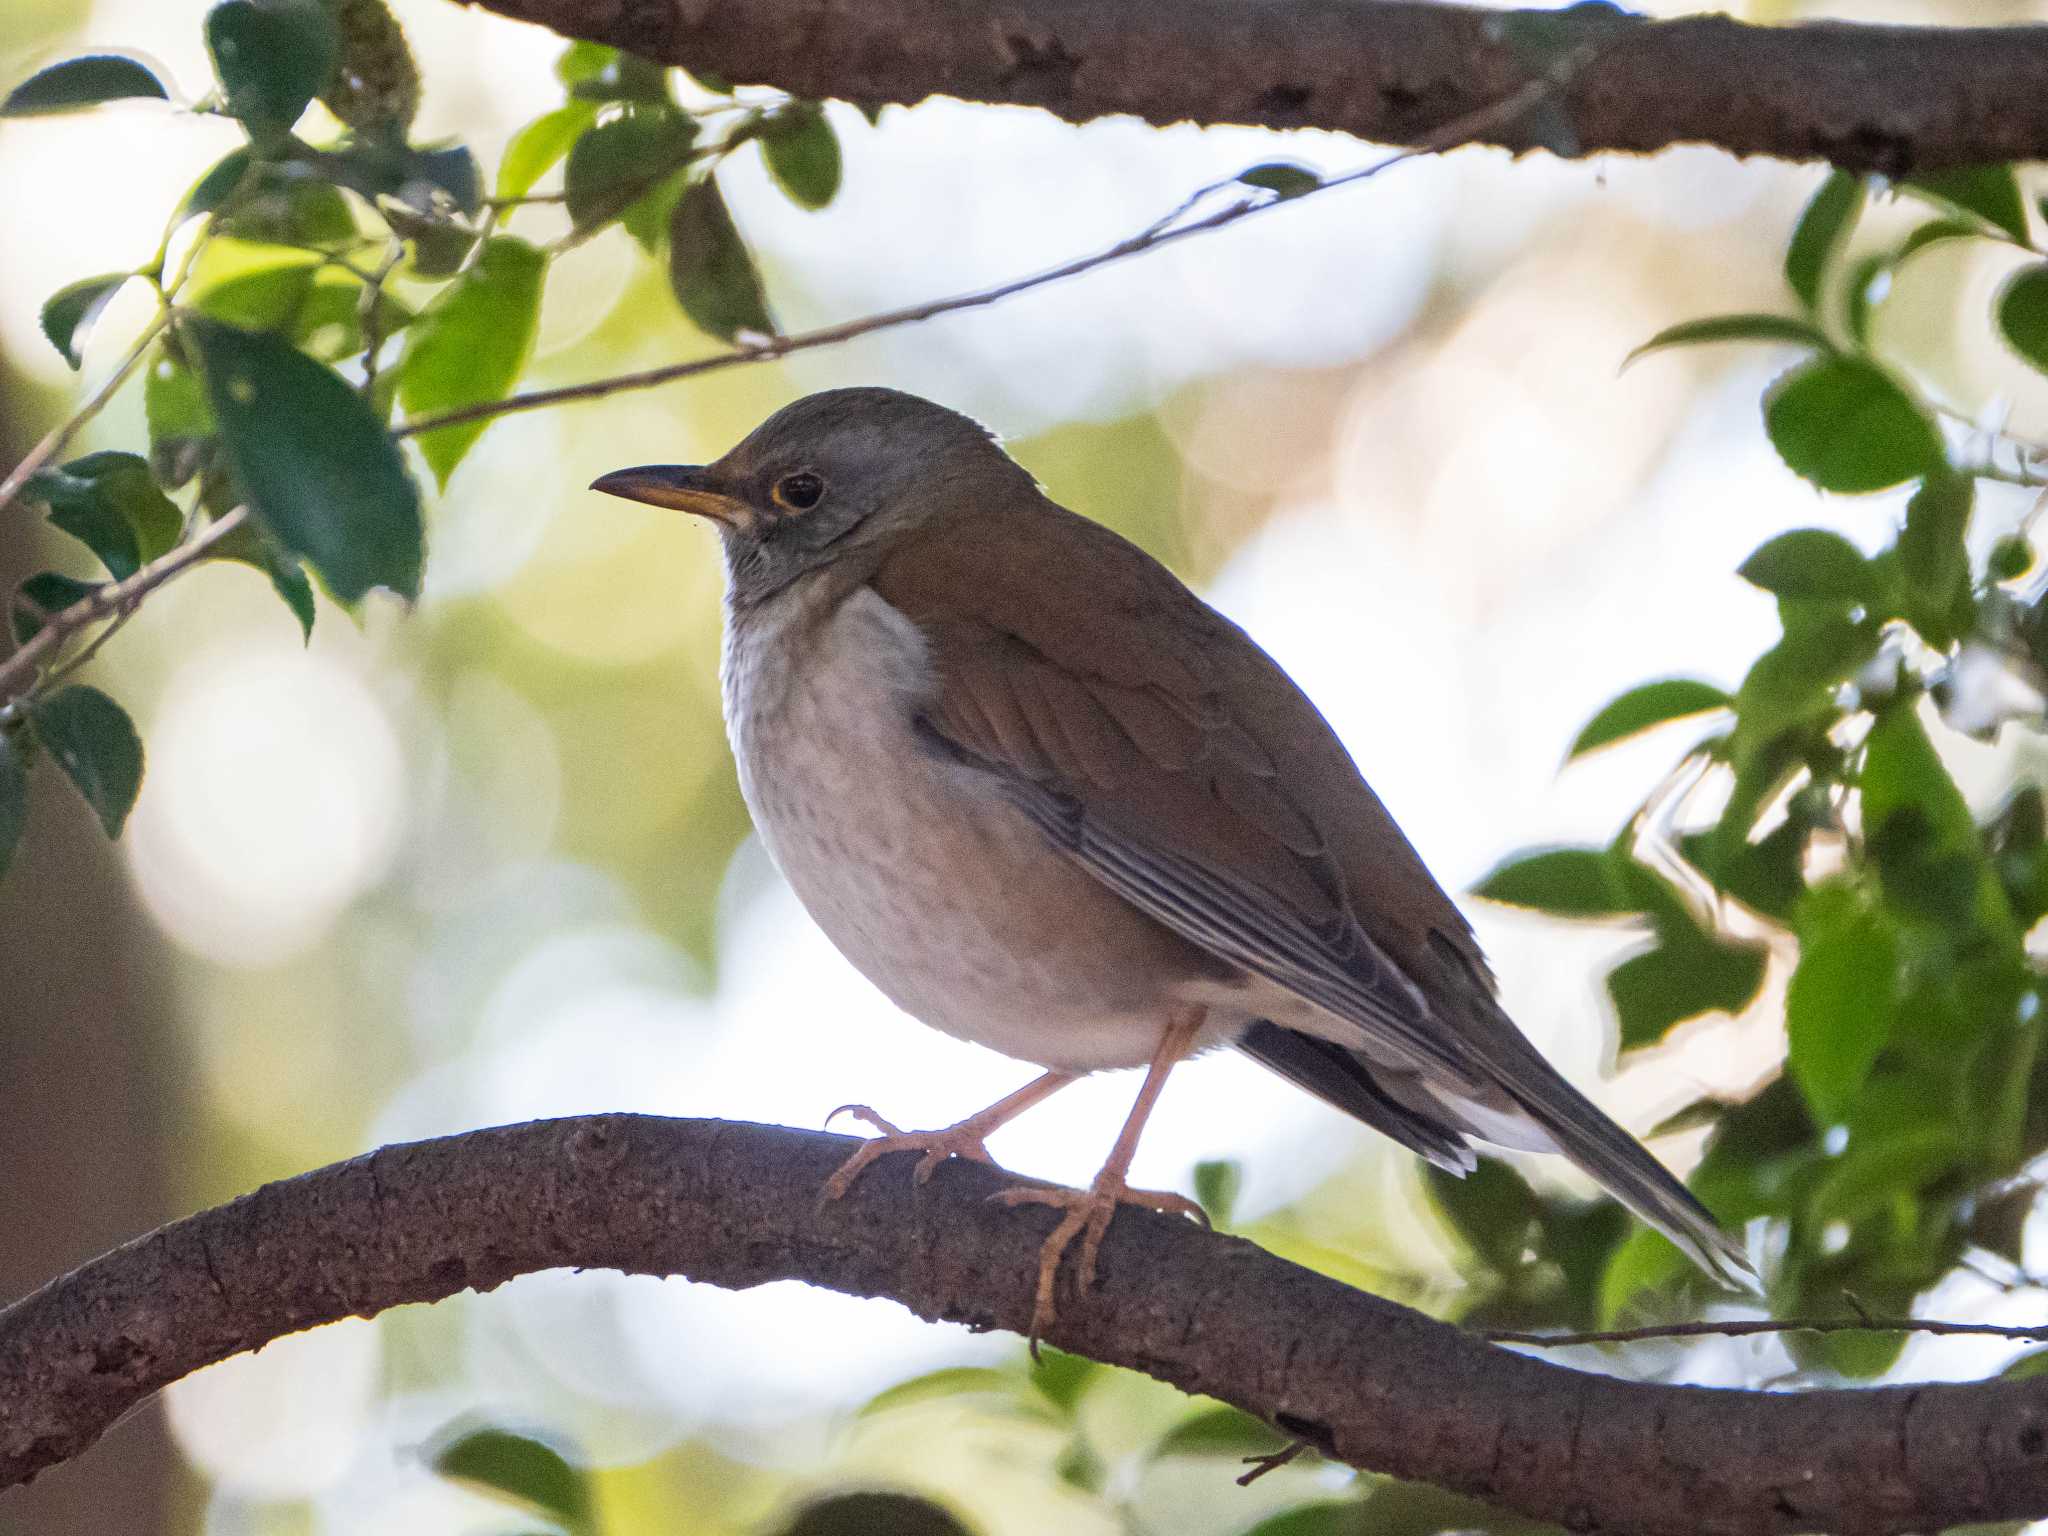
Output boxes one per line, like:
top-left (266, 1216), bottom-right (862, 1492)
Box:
top-left (592, 386), bottom-right (1755, 1337)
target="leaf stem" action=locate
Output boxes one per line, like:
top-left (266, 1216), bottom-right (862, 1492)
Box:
top-left (0, 308), bottom-right (171, 517)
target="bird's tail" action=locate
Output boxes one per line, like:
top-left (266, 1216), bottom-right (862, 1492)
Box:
top-left (1470, 1038), bottom-right (1759, 1293)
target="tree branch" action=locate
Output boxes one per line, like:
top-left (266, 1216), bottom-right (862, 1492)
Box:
top-left (6, 1114), bottom-right (2048, 1534)
top-left (451, 0), bottom-right (2048, 173)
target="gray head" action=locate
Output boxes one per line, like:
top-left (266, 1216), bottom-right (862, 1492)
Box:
top-left (591, 387), bottom-right (1033, 605)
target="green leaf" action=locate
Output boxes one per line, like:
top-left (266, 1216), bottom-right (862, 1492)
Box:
top-left (555, 42), bottom-right (617, 86)
top-left (1568, 678), bottom-right (1731, 760)
top-left (398, 237), bottom-right (546, 487)
top-left (40, 275), bottom-right (130, 368)
top-left (1682, 812), bottom-right (1809, 922)
top-left (1731, 605), bottom-right (1878, 749)
top-left (1897, 217), bottom-right (1981, 262)
top-left (314, 138), bottom-right (482, 218)
top-left (1763, 355), bottom-right (1942, 494)
top-left (564, 107), bottom-right (698, 238)
top-left (145, 351), bottom-right (217, 447)
top-left (1861, 705), bottom-right (1977, 861)
top-left (1990, 536), bottom-right (2033, 583)
top-left (565, 51), bottom-right (670, 105)
top-left (1607, 931), bottom-right (1768, 1050)
top-left (186, 318), bottom-right (423, 603)
top-left (1786, 885), bottom-right (1898, 1123)
top-left (497, 102), bottom-right (596, 199)
top-left (761, 102), bottom-right (842, 210)
top-left (1842, 251), bottom-right (1892, 347)
top-left (1624, 313), bottom-right (1827, 368)
top-left (11, 573), bottom-right (99, 645)
top-left (432, 1426), bottom-right (592, 1535)
top-left (191, 255), bottom-right (321, 332)
top-left (1897, 470), bottom-right (1974, 648)
top-left (1996, 264), bottom-right (2048, 375)
top-left (1784, 171), bottom-right (1864, 312)
top-left (1028, 1347), bottom-right (1099, 1414)
top-left (28, 686), bottom-right (143, 838)
top-left (0, 730), bottom-right (26, 880)
top-left (208, 518), bottom-right (317, 639)
top-left (1150, 1405), bottom-right (1285, 1461)
top-left (667, 174), bottom-right (775, 342)
top-left (1237, 162), bottom-right (1321, 200)
top-left (1904, 164), bottom-right (2029, 244)
top-left (26, 452), bottom-right (182, 580)
top-left (1192, 1158), bottom-right (1240, 1227)
top-left (620, 168), bottom-right (687, 254)
top-left (857, 1366), bottom-right (1032, 1419)
top-left (1738, 529), bottom-right (1872, 601)
top-left (317, 0), bottom-right (419, 133)
top-left (1240, 1503), bottom-right (1364, 1536)
top-left (2, 55), bottom-right (169, 116)
top-left (207, 0), bottom-right (339, 130)
top-left (1472, 846), bottom-right (1637, 918)
top-left (1425, 1157), bottom-right (1538, 1270)
top-left (780, 1491), bottom-right (973, 1536)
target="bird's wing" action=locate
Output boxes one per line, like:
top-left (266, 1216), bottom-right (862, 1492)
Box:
top-left (869, 496), bottom-right (1488, 1087)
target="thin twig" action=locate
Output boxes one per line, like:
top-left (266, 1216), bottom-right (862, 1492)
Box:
top-left (1484, 1315), bottom-right (2048, 1349)
top-left (399, 75), bottom-right (1558, 440)
top-left (0, 509), bottom-right (249, 705)
top-left (0, 310), bottom-right (171, 517)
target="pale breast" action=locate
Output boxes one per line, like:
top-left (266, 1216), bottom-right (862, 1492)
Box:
top-left (721, 582), bottom-right (1232, 1071)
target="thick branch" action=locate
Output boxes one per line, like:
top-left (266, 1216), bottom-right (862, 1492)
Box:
top-left (453, 0), bottom-right (2048, 173)
top-left (4, 1116), bottom-right (2048, 1533)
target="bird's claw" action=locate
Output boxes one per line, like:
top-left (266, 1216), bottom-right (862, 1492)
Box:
top-left (820, 1113), bottom-right (1000, 1201)
top-left (992, 1174), bottom-right (1208, 1350)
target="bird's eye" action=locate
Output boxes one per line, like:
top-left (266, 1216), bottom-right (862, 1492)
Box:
top-left (773, 471), bottom-right (825, 511)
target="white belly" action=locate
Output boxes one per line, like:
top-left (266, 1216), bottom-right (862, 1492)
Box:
top-left (723, 584), bottom-right (1228, 1070)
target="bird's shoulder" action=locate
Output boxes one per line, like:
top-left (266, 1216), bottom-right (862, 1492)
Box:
top-left (868, 495), bottom-right (1482, 977)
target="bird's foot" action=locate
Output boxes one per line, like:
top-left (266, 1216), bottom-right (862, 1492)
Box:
top-left (992, 1173), bottom-right (1209, 1347)
top-left (821, 1104), bottom-right (1000, 1200)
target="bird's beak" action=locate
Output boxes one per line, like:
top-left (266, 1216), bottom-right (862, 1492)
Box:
top-left (588, 464), bottom-right (749, 528)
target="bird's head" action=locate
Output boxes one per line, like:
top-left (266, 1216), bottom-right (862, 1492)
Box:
top-left (591, 386), bottom-right (1031, 604)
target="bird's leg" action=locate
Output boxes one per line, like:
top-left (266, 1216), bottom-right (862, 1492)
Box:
top-left (821, 1069), bottom-right (1079, 1199)
top-left (994, 1006), bottom-right (1210, 1344)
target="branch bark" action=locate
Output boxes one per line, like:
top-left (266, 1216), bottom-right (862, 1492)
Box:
top-left (5, 1115), bottom-right (2048, 1534)
top-left (452, 0), bottom-right (2048, 173)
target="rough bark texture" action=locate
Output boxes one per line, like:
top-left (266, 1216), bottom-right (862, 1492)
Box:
top-left (5, 1114), bottom-right (2048, 1534)
top-left (453, 0), bottom-right (2048, 172)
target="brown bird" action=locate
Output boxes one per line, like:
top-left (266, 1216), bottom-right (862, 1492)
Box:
top-left (593, 387), bottom-right (1754, 1335)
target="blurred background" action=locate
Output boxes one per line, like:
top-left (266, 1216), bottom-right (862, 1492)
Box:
top-left (6, 0), bottom-right (2048, 1532)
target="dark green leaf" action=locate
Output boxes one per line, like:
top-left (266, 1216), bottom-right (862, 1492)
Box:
top-left (1624, 313), bottom-right (1827, 368)
top-left (1990, 536), bottom-right (2033, 582)
top-left (0, 731), bottom-right (26, 879)
top-left (1426, 1157), bottom-right (1538, 1270)
top-left (1897, 217), bottom-right (1981, 262)
top-left (1786, 885), bottom-right (1898, 1123)
top-left (1897, 469), bottom-right (1974, 648)
top-left (497, 102), bottom-right (596, 199)
top-left (206, 0), bottom-right (339, 130)
top-left (1764, 355), bottom-right (1942, 494)
top-left (1739, 529), bottom-right (1872, 601)
top-left (2, 55), bottom-right (168, 116)
top-left (761, 102), bottom-right (842, 210)
top-left (620, 167), bottom-right (687, 254)
top-left (1682, 811), bottom-right (1809, 922)
top-left (188, 154), bottom-right (356, 246)
top-left (29, 686), bottom-right (142, 839)
top-left (11, 573), bottom-right (99, 645)
top-left (1473, 846), bottom-right (1637, 918)
top-left (1861, 705), bottom-right (1978, 861)
top-left (1607, 931), bottom-right (1768, 1050)
top-left (1904, 164), bottom-right (2029, 243)
top-left (667, 174), bottom-right (775, 341)
top-left (564, 107), bottom-right (698, 238)
top-left (26, 451), bottom-right (182, 579)
top-left (208, 518), bottom-right (316, 639)
top-left (192, 257), bottom-right (321, 332)
top-left (1237, 162), bottom-right (1321, 200)
top-left (1192, 1158), bottom-right (1240, 1227)
top-left (1240, 1502), bottom-right (1363, 1536)
top-left (310, 138), bottom-right (481, 217)
top-left (1732, 605), bottom-right (1878, 748)
top-left (178, 148), bottom-right (256, 224)
top-left (1568, 678), bottom-right (1730, 760)
top-left (1785, 171), bottom-right (1864, 312)
top-left (1151, 1405), bottom-right (1285, 1461)
top-left (398, 237), bottom-right (546, 487)
top-left (40, 275), bottom-right (129, 368)
top-left (779, 1491), bottom-right (972, 1536)
top-left (432, 1426), bottom-right (591, 1534)
top-left (1996, 264), bottom-right (2048, 375)
top-left (186, 318), bottom-right (423, 602)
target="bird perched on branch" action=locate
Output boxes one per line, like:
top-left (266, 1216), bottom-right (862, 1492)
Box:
top-left (593, 387), bottom-right (1755, 1337)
